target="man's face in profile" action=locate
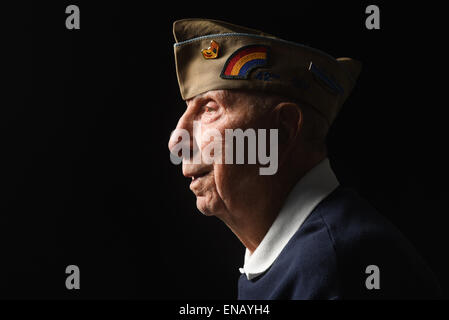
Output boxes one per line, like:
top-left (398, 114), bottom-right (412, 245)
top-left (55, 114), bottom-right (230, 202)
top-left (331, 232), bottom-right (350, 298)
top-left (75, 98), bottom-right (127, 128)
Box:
top-left (168, 90), bottom-right (272, 220)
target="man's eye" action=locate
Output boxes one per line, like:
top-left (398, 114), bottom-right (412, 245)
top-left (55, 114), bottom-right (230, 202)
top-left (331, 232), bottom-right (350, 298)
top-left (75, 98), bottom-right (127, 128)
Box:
top-left (200, 102), bottom-right (220, 122)
top-left (203, 104), bottom-right (217, 113)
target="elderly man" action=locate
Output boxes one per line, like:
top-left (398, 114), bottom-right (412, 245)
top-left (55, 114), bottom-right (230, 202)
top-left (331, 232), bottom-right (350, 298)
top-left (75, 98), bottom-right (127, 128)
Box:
top-left (168, 19), bottom-right (441, 299)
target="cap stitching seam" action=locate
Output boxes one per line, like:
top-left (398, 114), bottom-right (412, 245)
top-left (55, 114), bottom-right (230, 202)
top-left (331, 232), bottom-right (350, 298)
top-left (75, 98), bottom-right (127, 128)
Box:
top-left (174, 32), bottom-right (337, 62)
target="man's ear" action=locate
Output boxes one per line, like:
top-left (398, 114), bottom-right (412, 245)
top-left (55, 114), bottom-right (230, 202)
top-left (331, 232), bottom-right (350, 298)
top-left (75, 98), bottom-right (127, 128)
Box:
top-left (271, 102), bottom-right (303, 147)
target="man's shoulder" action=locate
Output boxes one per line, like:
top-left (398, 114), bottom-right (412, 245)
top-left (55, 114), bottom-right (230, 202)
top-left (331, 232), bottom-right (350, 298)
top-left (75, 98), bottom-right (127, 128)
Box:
top-left (286, 186), bottom-right (390, 262)
top-left (310, 186), bottom-right (399, 246)
top-left (239, 186), bottom-right (442, 299)
top-left (309, 186), bottom-right (424, 260)
top-left (291, 186), bottom-right (442, 298)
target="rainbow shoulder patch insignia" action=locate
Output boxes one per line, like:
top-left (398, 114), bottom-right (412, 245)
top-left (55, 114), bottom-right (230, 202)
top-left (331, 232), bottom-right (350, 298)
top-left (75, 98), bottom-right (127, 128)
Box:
top-left (220, 45), bottom-right (270, 80)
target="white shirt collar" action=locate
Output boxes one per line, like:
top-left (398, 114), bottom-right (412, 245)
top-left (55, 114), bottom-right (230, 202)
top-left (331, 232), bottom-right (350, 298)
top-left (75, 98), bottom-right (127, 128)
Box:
top-left (239, 158), bottom-right (339, 280)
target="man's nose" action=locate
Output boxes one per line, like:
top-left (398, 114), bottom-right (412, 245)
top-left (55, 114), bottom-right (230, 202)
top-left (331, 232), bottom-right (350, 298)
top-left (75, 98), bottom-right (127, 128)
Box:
top-left (168, 112), bottom-right (194, 157)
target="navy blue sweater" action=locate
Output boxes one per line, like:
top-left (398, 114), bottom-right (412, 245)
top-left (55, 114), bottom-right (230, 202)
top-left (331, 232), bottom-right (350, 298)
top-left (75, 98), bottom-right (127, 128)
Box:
top-left (238, 187), bottom-right (441, 299)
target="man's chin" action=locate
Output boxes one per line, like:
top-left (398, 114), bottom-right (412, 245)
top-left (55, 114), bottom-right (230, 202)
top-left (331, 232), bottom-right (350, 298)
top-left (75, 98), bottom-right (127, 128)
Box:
top-left (196, 196), bottom-right (215, 216)
top-left (195, 194), bottom-right (226, 217)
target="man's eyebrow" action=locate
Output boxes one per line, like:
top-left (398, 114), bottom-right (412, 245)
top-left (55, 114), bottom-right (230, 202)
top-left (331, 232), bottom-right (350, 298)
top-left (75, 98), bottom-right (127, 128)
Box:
top-left (189, 93), bottom-right (216, 107)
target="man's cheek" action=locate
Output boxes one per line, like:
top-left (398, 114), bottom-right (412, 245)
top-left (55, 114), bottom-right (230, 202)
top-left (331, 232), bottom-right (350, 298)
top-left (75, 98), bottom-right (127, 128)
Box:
top-left (212, 164), bottom-right (227, 196)
top-left (198, 129), bottom-right (224, 164)
top-left (213, 164), bottom-right (241, 196)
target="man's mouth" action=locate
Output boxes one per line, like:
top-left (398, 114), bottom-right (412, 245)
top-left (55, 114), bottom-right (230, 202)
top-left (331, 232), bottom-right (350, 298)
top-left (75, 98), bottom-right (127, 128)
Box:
top-left (189, 171), bottom-right (211, 188)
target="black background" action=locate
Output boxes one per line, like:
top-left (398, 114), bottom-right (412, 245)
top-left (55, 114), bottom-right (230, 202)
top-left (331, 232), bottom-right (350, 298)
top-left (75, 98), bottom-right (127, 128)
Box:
top-left (2, 1), bottom-right (448, 299)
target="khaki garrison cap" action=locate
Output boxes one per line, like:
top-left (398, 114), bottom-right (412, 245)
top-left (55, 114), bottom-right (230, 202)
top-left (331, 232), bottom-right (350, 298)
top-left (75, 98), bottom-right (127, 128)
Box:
top-left (173, 18), bottom-right (362, 124)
